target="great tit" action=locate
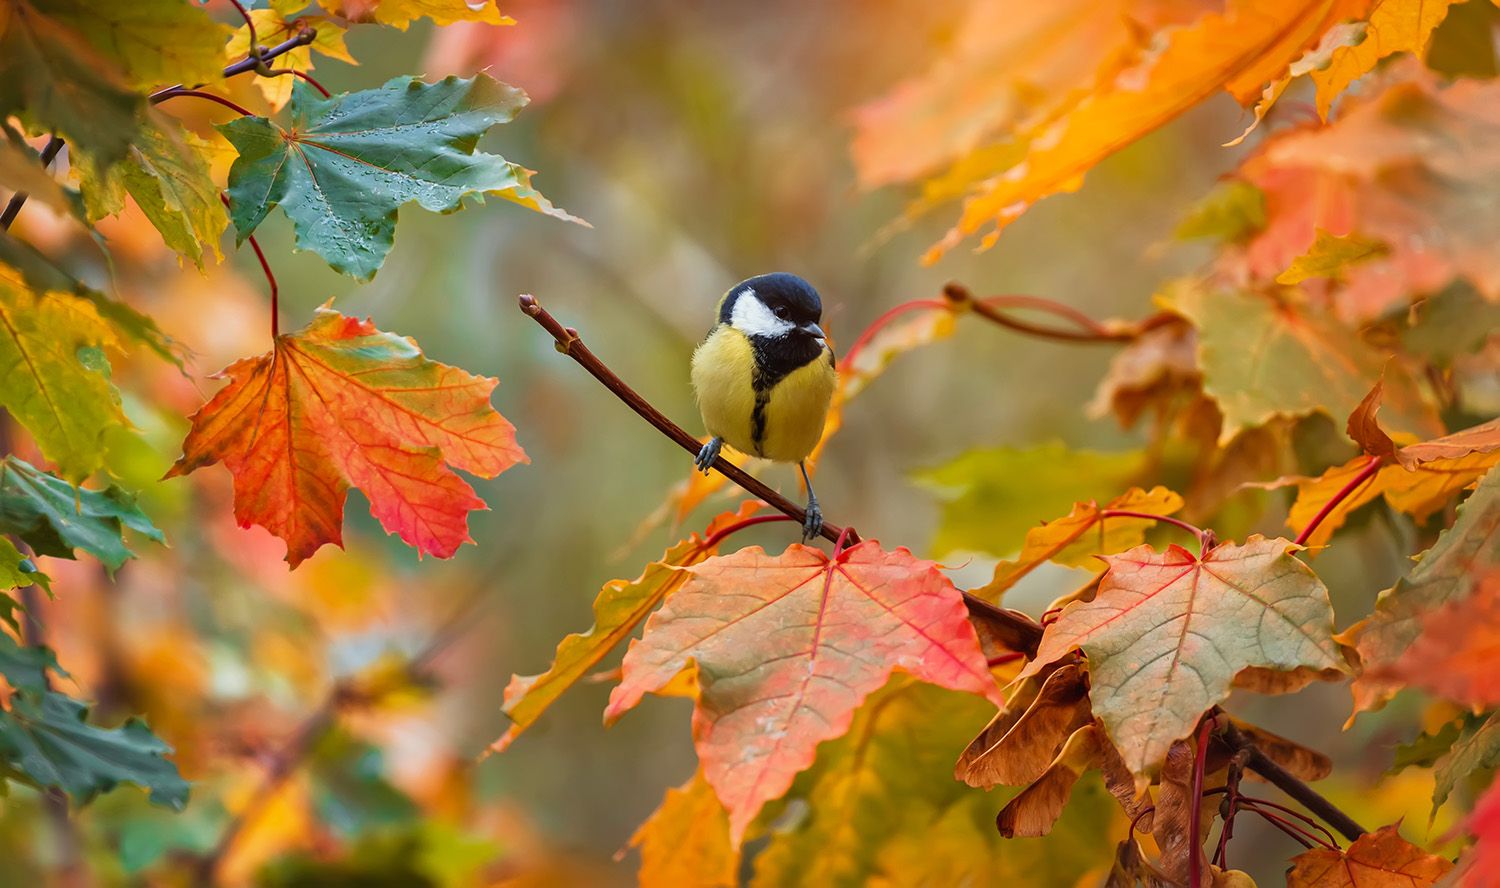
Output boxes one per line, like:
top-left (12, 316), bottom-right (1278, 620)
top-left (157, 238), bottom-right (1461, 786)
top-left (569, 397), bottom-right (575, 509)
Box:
top-left (691, 273), bottom-right (837, 541)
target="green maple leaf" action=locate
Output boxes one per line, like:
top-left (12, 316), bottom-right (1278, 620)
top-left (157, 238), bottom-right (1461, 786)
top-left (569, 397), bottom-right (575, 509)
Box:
top-left (0, 456), bottom-right (164, 573)
top-left (0, 537), bottom-right (49, 595)
top-left (78, 116), bottom-right (227, 268)
top-left (1276, 228), bottom-right (1389, 285)
top-left (1167, 283), bottom-right (1438, 442)
top-left (752, 680), bottom-right (1119, 887)
top-left (0, 630), bottom-right (59, 697)
top-left (220, 75), bottom-right (583, 281)
top-left (1434, 711), bottom-right (1500, 815)
top-left (0, 1), bottom-right (141, 165)
top-left (0, 690), bottom-right (187, 809)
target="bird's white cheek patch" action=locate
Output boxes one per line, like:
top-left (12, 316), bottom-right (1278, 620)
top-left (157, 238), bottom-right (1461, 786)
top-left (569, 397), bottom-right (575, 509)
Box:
top-left (731, 288), bottom-right (796, 338)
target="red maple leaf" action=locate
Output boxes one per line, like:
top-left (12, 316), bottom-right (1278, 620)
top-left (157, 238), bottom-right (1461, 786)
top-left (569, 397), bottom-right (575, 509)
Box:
top-left (603, 541), bottom-right (1000, 844)
top-left (167, 305), bottom-right (526, 566)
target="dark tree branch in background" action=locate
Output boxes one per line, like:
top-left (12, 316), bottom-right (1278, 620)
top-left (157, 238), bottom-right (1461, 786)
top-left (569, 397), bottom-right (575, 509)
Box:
top-left (0, 137), bottom-right (65, 230)
top-left (1220, 715), bottom-right (1367, 842)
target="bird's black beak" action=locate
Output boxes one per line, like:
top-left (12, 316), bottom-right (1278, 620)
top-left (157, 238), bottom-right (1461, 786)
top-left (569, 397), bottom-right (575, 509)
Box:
top-left (801, 322), bottom-right (826, 341)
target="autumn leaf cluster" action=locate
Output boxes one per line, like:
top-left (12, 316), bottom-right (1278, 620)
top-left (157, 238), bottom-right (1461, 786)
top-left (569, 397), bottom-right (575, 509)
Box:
top-left (4, 0), bottom-right (1500, 886)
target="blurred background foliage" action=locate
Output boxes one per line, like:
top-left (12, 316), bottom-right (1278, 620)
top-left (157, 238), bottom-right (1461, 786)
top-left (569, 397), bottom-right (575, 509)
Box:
top-left (3, 0), bottom-right (1492, 884)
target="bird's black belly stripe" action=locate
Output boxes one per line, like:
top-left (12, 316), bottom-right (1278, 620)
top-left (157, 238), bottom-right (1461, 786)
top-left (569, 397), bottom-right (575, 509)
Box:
top-left (750, 391), bottom-right (771, 456)
top-left (747, 333), bottom-right (826, 458)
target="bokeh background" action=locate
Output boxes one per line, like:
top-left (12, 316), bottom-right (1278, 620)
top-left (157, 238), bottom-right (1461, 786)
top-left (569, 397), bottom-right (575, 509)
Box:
top-left (1, 0), bottom-right (1476, 883)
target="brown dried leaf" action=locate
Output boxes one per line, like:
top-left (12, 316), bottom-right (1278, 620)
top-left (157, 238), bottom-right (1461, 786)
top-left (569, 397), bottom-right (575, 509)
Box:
top-left (957, 662), bottom-right (1092, 788)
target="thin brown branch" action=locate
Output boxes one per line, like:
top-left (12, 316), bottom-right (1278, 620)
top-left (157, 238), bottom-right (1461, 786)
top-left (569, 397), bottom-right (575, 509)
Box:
top-left (943, 282), bottom-right (1175, 344)
top-left (518, 294), bottom-right (860, 547)
top-left (1220, 716), bottom-right (1366, 842)
top-left (0, 137), bottom-right (65, 231)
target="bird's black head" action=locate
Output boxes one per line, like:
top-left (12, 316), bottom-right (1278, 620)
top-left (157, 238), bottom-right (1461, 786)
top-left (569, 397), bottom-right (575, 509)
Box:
top-left (719, 273), bottom-right (825, 341)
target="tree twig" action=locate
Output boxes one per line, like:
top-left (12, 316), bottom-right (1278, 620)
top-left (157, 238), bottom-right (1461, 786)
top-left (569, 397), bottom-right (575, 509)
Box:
top-left (942, 282), bottom-right (1175, 344)
top-left (1220, 717), bottom-right (1367, 842)
top-left (0, 137), bottom-right (65, 230)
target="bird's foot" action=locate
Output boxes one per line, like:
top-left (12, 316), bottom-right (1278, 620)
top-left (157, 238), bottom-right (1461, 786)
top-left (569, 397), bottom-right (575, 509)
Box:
top-left (802, 497), bottom-right (823, 543)
top-left (695, 437), bottom-right (723, 474)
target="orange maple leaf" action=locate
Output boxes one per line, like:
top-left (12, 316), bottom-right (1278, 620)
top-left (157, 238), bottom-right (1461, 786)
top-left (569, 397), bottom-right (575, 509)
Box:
top-left (167, 305), bottom-right (526, 566)
top-left (1287, 822), bottom-right (1452, 887)
top-left (1231, 61), bottom-right (1500, 322)
top-left (900, 0), bottom-right (1365, 262)
top-left (1279, 386), bottom-right (1500, 548)
top-left (603, 541), bottom-right (1001, 845)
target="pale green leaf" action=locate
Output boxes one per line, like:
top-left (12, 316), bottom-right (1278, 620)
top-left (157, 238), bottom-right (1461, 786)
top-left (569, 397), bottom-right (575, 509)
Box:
top-left (913, 443), bottom-right (1147, 558)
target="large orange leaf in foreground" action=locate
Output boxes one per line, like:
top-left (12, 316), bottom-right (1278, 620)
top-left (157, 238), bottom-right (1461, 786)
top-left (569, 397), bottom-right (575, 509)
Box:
top-left (167, 305), bottom-right (526, 566)
top-left (1017, 536), bottom-right (1344, 781)
top-left (604, 541), bottom-right (1000, 844)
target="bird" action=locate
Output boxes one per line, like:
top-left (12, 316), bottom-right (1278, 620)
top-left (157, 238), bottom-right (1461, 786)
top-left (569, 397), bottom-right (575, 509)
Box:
top-left (691, 272), bottom-right (837, 542)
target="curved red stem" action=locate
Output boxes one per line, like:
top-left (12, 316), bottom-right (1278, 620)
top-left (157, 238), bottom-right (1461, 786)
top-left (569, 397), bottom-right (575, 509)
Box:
top-left (840, 299), bottom-right (949, 372)
top-left (1099, 509), bottom-right (1211, 554)
top-left (700, 513), bottom-right (797, 551)
top-left (150, 88), bottom-right (255, 117)
top-left (1189, 717), bottom-right (1214, 888)
top-left (267, 68), bottom-right (332, 97)
top-left (221, 193), bottom-right (278, 337)
top-left (1236, 795), bottom-right (1339, 849)
top-left (1293, 455), bottom-right (1383, 547)
top-left (986, 651), bottom-right (1026, 668)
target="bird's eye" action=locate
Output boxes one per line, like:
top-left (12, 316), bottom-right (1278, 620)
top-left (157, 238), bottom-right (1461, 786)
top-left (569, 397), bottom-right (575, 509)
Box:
top-left (773, 305), bottom-right (789, 320)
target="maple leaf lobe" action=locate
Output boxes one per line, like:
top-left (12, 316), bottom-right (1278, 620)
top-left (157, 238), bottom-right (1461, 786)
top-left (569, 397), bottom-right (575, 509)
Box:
top-left (167, 306), bottom-right (525, 566)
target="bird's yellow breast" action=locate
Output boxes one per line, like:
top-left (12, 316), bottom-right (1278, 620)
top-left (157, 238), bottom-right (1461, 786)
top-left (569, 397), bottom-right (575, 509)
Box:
top-left (691, 326), bottom-right (835, 463)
